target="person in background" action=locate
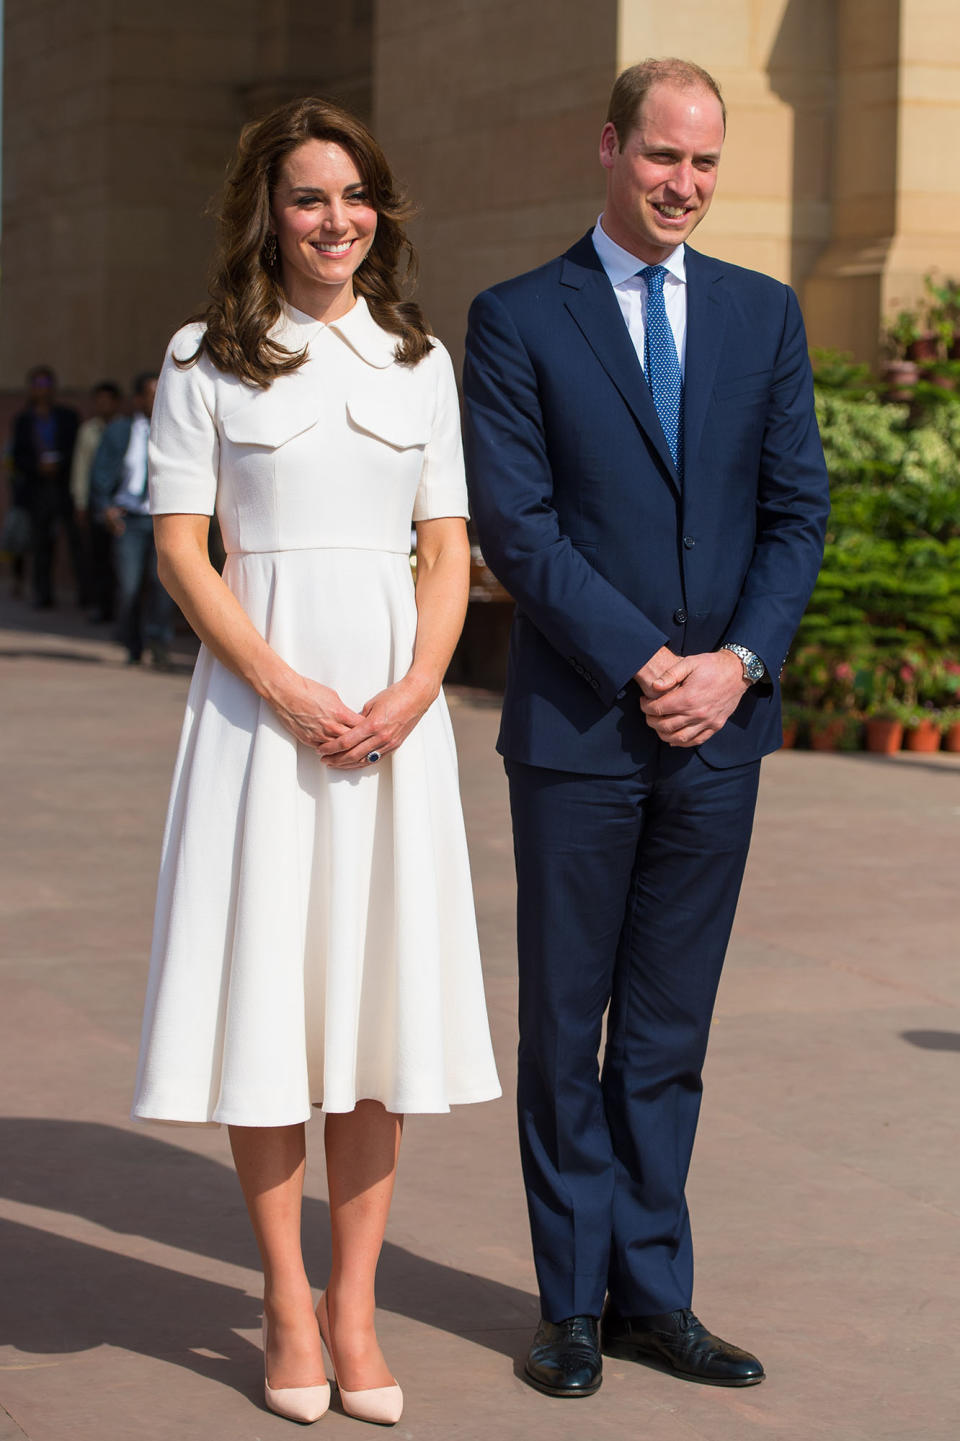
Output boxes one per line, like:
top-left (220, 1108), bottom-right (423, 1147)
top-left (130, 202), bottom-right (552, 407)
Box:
top-left (71, 380), bottom-right (123, 622)
top-left (10, 365), bottom-right (83, 609)
top-left (90, 372), bottom-right (174, 668)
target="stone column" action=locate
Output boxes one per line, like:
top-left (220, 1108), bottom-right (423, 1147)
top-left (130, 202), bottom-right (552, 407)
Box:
top-left (804, 0), bottom-right (960, 366)
top-left (883, 0), bottom-right (960, 333)
top-left (801, 0), bottom-right (901, 365)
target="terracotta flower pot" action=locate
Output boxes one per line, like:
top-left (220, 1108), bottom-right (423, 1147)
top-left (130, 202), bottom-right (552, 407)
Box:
top-left (809, 717), bottom-right (846, 752)
top-left (882, 359), bottom-right (919, 402)
top-left (781, 720), bottom-right (799, 749)
top-left (865, 717), bottom-right (904, 755)
top-left (904, 719), bottom-right (942, 753)
top-left (907, 334), bottom-right (939, 362)
top-left (942, 721), bottom-right (960, 753)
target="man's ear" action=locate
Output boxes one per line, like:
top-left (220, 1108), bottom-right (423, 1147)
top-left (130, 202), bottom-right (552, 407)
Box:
top-left (599, 122), bottom-right (620, 172)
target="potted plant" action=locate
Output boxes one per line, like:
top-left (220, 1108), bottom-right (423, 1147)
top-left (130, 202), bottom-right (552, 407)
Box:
top-left (780, 700), bottom-right (804, 749)
top-left (895, 702), bottom-right (943, 752)
top-left (788, 649), bottom-right (862, 751)
top-left (882, 309), bottom-right (923, 399)
top-left (940, 706), bottom-right (960, 753)
top-left (924, 272), bottom-right (960, 357)
top-left (854, 657), bottom-right (903, 753)
top-left (891, 650), bottom-right (941, 750)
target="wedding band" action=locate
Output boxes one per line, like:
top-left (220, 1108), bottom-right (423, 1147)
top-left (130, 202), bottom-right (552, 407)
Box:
top-left (365, 750), bottom-right (381, 764)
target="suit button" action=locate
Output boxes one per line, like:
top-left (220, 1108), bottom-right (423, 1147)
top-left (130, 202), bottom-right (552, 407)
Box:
top-left (683, 535), bottom-right (696, 549)
top-left (616, 688), bottom-right (626, 700)
top-left (673, 607), bottom-right (688, 624)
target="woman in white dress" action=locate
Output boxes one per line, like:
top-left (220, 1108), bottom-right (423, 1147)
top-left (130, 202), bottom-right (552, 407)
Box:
top-left (132, 97), bottom-right (500, 1425)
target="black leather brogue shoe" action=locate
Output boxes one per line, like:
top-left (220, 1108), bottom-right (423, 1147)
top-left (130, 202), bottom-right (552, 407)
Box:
top-left (524, 1315), bottom-right (603, 1397)
top-left (600, 1304), bottom-right (764, 1386)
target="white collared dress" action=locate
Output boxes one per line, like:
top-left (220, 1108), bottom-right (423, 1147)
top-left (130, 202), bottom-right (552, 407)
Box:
top-left (132, 299), bottom-right (501, 1124)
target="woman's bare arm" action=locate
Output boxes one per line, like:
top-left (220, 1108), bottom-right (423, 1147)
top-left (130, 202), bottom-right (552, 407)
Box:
top-left (319, 515), bottom-right (470, 768)
top-left (153, 513), bottom-right (362, 747)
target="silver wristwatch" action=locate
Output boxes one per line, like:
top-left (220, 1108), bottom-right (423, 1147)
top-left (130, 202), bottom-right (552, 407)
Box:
top-left (721, 643), bottom-right (766, 684)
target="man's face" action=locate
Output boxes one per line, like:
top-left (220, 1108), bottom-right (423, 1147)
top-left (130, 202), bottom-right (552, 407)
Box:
top-left (28, 371), bottom-right (56, 407)
top-left (93, 389), bottom-right (120, 423)
top-left (599, 83), bottom-right (725, 264)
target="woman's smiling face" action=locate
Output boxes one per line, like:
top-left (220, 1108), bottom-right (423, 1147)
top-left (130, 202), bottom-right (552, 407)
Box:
top-left (270, 138), bottom-right (378, 318)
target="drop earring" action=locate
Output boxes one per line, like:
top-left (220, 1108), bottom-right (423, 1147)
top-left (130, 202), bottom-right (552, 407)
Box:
top-left (263, 233), bottom-right (278, 267)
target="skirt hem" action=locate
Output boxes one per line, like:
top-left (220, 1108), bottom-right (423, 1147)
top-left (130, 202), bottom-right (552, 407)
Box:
top-left (131, 1081), bottom-right (502, 1128)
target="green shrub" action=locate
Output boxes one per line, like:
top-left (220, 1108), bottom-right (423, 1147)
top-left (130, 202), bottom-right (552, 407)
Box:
top-left (786, 379), bottom-right (960, 710)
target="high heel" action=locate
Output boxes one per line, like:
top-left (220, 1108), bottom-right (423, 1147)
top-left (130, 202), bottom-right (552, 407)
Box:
top-left (262, 1315), bottom-right (331, 1424)
top-left (316, 1295), bottom-right (403, 1426)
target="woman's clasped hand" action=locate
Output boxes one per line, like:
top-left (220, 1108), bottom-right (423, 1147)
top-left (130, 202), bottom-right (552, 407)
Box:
top-left (316, 673), bottom-right (438, 768)
top-left (269, 671), bottom-right (438, 767)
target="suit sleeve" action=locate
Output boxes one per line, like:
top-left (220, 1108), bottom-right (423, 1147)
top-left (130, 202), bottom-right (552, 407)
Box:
top-left (88, 422), bottom-right (128, 518)
top-left (463, 288), bottom-right (668, 707)
top-left (723, 287), bottom-right (830, 676)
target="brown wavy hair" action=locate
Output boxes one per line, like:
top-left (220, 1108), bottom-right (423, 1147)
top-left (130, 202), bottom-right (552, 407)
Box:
top-left (181, 97), bottom-right (432, 385)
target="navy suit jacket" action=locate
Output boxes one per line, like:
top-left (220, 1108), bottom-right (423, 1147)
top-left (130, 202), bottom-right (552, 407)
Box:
top-left (463, 233), bottom-right (830, 774)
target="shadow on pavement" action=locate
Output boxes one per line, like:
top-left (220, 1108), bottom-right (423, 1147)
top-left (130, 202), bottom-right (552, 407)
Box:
top-left (0, 592), bottom-right (199, 665)
top-left (0, 1119), bottom-right (536, 1397)
top-left (0, 648), bottom-right (106, 664)
top-left (900, 1029), bottom-right (960, 1052)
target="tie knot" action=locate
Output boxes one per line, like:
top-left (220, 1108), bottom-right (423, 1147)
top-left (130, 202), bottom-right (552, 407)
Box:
top-left (641, 264), bottom-right (667, 294)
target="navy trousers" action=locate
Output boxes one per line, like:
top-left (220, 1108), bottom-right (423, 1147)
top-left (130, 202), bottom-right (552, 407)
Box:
top-left (506, 745), bottom-right (760, 1323)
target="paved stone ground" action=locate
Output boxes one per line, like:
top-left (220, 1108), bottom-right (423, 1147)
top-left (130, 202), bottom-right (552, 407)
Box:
top-left (1, 591), bottom-right (958, 1441)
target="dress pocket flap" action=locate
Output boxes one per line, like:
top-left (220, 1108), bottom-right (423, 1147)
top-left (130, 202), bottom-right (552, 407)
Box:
top-left (346, 395), bottom-right (430, 450)
top-left (222, 375), bottom-right (322, 448)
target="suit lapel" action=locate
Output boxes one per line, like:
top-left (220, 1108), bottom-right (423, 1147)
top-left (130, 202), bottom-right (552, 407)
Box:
top-left (560, 236), bottom-right (680, 493)
top-left (682, 247), bottom-right (726, 476)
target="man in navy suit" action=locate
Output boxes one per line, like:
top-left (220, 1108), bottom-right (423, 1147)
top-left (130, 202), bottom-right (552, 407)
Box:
top-left (463, 58), bottom-right (829, 1397)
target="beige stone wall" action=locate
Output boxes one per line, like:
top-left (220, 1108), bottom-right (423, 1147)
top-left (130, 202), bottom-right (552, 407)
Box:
top-left (3, 0), bottom-right (958, 387)
top-left (0, 0), bottom-right (373, 391)
top-left (1, 1), bottom-right (254, 388)
top-left (885, 0), bottom-right (960, 319)
top-left (373, 0), bottom-right (618, 367)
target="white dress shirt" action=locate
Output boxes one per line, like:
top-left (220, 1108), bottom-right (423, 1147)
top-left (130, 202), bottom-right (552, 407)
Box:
top-left (592, 217), bottom-right (687, 375)
top-left (114, 412), bottom-right (152, 515)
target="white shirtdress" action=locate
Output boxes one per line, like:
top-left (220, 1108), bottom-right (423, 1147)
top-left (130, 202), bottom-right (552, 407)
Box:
top-left (131, 297), bottom-right (501, 1125)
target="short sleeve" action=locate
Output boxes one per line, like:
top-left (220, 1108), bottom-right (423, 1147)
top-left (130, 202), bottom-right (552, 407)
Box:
top-left (412, 341), bottom-right (469, 523)
top-left (149, 324), bottom-right (219, 516)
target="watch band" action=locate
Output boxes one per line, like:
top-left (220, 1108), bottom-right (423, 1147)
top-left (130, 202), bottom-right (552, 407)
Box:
top-left (721, 643), bottom-right (766, 683)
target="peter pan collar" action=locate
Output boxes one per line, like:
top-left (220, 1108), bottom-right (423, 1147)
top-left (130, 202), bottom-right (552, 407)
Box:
top-left (276, 295), bottom-right (396, 369)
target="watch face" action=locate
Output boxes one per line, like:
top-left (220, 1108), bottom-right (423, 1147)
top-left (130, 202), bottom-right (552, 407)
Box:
top-left (745, 655), bottom-right (765, 681)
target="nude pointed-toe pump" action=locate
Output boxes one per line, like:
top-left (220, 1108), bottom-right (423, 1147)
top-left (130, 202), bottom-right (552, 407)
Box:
top-left (262, 1316), bottom-right (331, 1424)
top-left (316, 1295), bottom-right (403, 1427)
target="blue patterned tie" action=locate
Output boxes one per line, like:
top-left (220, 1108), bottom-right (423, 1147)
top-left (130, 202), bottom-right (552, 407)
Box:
top-left (641, 265), bottom-right (683, 474)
